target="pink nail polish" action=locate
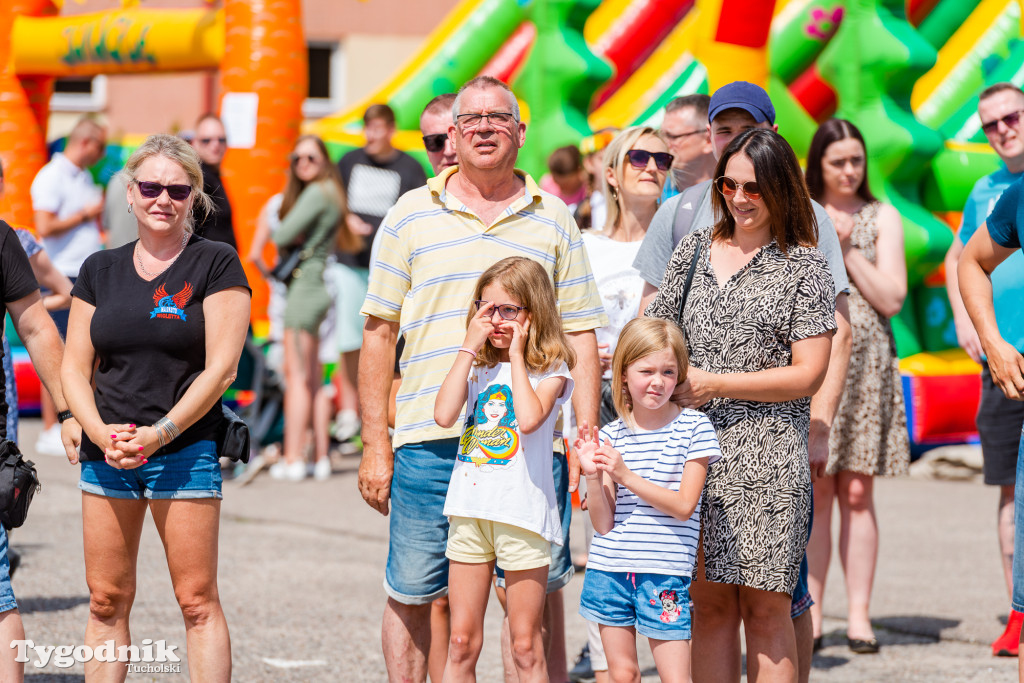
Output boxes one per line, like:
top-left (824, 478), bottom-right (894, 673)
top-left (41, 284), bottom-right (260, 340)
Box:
top-left (129, 424), bottom-right (136, 429)
top-left (110, 434), bottom-right (117, 439)
top-left (138, 446), bottom-right (144, 452)
top-left (142, 459), bottom-right (148, 464)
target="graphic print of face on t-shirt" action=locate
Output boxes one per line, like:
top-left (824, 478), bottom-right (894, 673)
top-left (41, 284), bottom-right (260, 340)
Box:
top-left (458, 383), bottom-right (522, 467)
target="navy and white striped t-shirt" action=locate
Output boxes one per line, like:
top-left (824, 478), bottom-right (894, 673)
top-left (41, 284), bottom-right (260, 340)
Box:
top-left (588, 409), bottom-right (721, 576)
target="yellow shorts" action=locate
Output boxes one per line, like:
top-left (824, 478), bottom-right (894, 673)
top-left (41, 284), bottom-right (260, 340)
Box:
top-left (446, 516), bottom-right (551, 571)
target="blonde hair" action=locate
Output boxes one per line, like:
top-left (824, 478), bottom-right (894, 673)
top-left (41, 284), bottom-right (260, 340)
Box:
top-left (611, 318), bottom-right (689, 426)
top-left (601, 126), bottom-right (664, 232)
top-left (121, 133), bottom-right (213, 231)
top-left (468, 256), bottom-right (576, 373)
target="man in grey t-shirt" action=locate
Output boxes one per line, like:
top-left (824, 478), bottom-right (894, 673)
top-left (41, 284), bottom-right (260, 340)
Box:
top-left (635, 81), bottom-right (852, 683)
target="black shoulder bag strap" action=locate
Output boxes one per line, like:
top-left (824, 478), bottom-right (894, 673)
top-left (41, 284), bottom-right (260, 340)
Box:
top-left (676, 240), bottom-right (702, 326)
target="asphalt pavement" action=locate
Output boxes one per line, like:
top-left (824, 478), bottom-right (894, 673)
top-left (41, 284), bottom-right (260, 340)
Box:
top-left (7, 420), bottom-right (1020, 681)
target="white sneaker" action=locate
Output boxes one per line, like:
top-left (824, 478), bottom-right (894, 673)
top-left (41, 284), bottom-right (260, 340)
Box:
top-left (312, 458), bottom-right (332, 481)
top-left (283, 460), bottom-right (306, 482)
top-left (332, 410), bottom-right (361, 442)
top-left (34, 424), bottom-right (66, 457)
top-left (268, 461), bottom-right (287, 480)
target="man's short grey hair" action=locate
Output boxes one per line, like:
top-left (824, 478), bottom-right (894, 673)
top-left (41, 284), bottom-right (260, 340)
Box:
top-left (452, 76), bottom-right (520, 123)
top-left (665, 94), bottom-right (711, 120)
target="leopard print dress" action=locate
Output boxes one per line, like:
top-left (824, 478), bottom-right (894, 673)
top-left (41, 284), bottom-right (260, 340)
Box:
top-left (826, 202), bottom-right (910, 476)
top-left (647, 226), bottom-right (836, 594)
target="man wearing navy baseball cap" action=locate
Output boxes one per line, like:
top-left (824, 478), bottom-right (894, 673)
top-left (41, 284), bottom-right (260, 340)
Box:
top-left (635, 80), bottom-right (853, 683)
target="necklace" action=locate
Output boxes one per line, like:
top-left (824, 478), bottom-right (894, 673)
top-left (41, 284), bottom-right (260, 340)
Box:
top-left (136, 232), bottom-right (189, 278)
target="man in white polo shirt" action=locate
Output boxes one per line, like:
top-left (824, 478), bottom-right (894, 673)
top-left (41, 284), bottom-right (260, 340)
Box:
top-left (30, 116), bottom-right (106, 455)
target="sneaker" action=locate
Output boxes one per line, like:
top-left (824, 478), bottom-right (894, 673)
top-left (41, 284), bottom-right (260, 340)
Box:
top-left (269, 460), bottom-right (306, 481)
top-left (312, 458), bottom-right (332, 481)
top-left (568, 643), bottom-right (593, 682)
top-left (332, 410), bottom-right (361, 442)
top-left (993, 609), bottom-right (1024, 656)
top-left (34, 424), bottom-right (66, 457)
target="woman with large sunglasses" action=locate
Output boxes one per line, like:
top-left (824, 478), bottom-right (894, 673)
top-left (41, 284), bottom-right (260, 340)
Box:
top-left (62, 134), bottom-right (251, 681)
top-left (576, 125), bottom-right (671, 681)
top-left (271, 135), bottom-right (360, 481)
top-left (646, 128), bottom-right (836, 682)
top-left (804, 119), bottom-right (908, 655)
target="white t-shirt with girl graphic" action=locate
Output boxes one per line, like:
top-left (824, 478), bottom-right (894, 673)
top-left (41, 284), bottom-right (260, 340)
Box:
top-left (443, 361), bottom-right (574, 544)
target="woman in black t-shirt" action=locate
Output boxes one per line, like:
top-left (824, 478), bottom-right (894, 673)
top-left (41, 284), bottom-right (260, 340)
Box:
top-left (61, 134), bottom-right (250, 681)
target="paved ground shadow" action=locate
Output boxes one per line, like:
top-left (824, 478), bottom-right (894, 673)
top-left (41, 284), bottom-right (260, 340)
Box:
top-left (25, 675), bottom-right (85, 681)
top-left (18, 596), bottom-right (89, 614)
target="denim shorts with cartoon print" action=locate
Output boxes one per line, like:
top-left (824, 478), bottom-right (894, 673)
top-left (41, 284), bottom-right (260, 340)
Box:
top-left (579, 569), bottom-right (692, 641)
top-left (79, 439), bottom-right (222, 500)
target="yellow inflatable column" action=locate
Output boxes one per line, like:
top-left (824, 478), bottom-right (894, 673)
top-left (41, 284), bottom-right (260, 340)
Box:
top-left (218, 0), bottom-right (306, 321)
top-left (0, 1), bottom-right (58, 228)
top-left (692, 0), bottom-right (776, 91)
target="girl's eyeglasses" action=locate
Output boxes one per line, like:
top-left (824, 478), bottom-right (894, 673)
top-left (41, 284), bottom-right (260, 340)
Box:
top-left (136, 181), bottom-right (192, 201)
top-left (474, 300), bottom-right (527, 320)
top-left (626, 149), bottom-right (674, 171)
top-left (715, 176), bottom-right (762, 201)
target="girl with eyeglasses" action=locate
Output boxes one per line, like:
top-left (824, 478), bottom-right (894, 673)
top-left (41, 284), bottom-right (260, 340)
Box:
top-left (804, 118), bottom-right (909, 655)
top-left (646, 128), bottom-right (837, 681)
top-left (269, 135), bottom-right (360, 482)
top-left (434, 256), bottom-right (576, 681)
top-left (62, 134), bottom-right (251, 681)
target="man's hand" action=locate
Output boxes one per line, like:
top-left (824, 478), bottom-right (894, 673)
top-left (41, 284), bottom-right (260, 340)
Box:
top-left (954, 315), bottom-right (984, 363)
top-left (358, 440), bottom-right (395, 515)
top-left (808, 422), bottom-right (830, 481)
top-left (985, 338), bottom-right (1024, 400)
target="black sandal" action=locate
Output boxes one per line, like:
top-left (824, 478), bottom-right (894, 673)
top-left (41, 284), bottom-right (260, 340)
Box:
top-left (847, 636), bottom-right (880, 654)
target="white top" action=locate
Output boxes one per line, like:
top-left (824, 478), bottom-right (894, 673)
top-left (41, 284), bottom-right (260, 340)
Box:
top-left (444, 361), bottom-right (574, 544)
top-left (30, 152), bottom-right (103, 277)
top-left (581, 232), bottom-right (644, 378)
top-left (588, 410), bottom-right (722, 575)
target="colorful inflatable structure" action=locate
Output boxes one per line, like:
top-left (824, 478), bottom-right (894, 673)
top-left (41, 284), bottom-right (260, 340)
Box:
top-left (0, 0), bottom-right (1020, 451)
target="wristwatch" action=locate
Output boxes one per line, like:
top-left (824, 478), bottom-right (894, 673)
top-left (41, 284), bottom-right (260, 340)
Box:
top-left (57, 410), bottom-right (74, 423)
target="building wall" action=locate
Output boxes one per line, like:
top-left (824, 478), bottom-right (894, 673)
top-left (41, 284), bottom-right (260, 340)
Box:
top-left (43, 0), bottom-right (459, 140)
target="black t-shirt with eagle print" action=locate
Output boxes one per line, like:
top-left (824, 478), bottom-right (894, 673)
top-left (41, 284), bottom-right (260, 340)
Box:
top-left (71, 234), bottom-right (250, 461)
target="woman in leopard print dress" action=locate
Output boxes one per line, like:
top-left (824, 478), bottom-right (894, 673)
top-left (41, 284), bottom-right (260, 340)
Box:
top-left (646, 129), bottom-right (835, 680)
top-left (804, 119), bottom-right (909, 654)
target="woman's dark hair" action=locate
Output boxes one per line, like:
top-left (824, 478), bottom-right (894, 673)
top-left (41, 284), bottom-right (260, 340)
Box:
top-left (805, 118), bottom-right (876, 204)
top-left (711, 128), bottom-right (818, 252)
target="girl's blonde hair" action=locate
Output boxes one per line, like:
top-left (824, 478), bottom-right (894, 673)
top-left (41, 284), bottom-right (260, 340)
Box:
top-left (601, 125), bottom-right (664, 231)
top-left (468, 256), bottom-right (576, 373)
top-left (611, 318), bottom-right (689, 425)
top-left (120, 133), bottom-right (212, 232)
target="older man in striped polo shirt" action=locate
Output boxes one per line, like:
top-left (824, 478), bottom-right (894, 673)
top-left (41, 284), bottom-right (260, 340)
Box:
top-left (359, 76), bottom-right (606, 682)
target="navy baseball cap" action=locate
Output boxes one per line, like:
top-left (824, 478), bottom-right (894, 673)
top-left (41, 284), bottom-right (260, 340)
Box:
top-left (708, 81), bottom-right (776, 124)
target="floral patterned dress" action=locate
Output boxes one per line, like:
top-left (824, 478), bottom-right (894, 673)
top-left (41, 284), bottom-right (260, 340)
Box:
top-left (646, 226), bottom-right (836, 593)
top-left (827, 202), bottom-right (910, 476)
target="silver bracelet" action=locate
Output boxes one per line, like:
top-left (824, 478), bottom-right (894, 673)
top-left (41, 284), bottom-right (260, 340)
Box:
top-left (153, 417), bottom-right (181, 447)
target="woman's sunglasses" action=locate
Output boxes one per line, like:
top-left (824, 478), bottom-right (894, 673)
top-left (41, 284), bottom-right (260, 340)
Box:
top-left (136, 181), bottom-right (192, 201)
top-left (626, 149), bottom-right (673, 171)
top-left (290, 153), bottom-right (322, 165)
top-left (474, 300), bottom-right (527, 321)
top-left (422, 133), bottom-right (448, 153)
top-left (715, 176), bottom-right (762, 201)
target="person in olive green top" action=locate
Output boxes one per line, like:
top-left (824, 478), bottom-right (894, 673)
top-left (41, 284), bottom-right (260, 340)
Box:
top-left (272, 135), bottom-right (360, 479)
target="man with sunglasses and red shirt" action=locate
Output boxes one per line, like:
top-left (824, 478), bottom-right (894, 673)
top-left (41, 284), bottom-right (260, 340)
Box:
top-left (945, 81), bottom-right (1024, 657)
top-left (635, 80), bottom-right (852, 683)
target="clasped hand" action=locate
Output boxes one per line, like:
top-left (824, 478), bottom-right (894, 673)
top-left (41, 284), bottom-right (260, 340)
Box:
top-left (98, 424), bottom-right (162, 469)
top-left (574, 423), bottom-right (628, 483)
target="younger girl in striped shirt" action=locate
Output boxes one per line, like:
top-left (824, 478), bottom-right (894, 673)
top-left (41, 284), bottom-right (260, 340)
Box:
top-left (577, 317), bottom-right (720, 683)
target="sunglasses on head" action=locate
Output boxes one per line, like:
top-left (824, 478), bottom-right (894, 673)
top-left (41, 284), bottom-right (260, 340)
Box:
top-left (474, 300), bottom-right (527, 321)
top-left (136, 181), bottom-right (192, 201)
top-left (715, 176), bottom-right (762, 200)
top-left (290, 153), bottom-right (321, 165)
top-left (625, 149), bottom-right (673, 171)
top-left (422, 133), bottom-right (448, 153)
top-left (198, 137), bottom-right (227, 145)
top-left (981, 110), bottom-right (1024, 135)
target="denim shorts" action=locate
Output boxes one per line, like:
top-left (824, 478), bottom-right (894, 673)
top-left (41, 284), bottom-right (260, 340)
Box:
top-left (385, 439), bottom-right (460, 605)
top-left (579, 569), bottom-right (692, 641)
top-left (79, 439), bottom-right (222, 500)
top-left (0, 526), bottom-right (17, 613)
top-left (494, 448), bottom-right (573, 594)
top-left (1009, 427), bottom-right (1024, 612)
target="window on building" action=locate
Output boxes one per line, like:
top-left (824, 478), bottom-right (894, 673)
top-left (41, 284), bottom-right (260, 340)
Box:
top-left (50, 75), bottom-right (106, 112)
top-left (304, 43), bottom-right (345, 119)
